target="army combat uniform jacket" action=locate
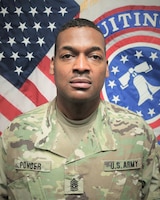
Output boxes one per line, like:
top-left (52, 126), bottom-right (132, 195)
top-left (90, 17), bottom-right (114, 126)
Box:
top-left (0, 99), bottom-right (160, 200)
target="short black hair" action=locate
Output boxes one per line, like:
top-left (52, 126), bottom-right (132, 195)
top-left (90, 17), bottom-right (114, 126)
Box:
top-left (54, 18), bottom-right (104, 56)
top-left (59, 18), bottom-right (103, 35)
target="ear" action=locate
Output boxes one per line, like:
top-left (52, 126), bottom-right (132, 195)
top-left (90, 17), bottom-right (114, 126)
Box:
top-left (50, 57), bottom-right (54, 75)
top-left (105, 60), bottom-right (109, 78)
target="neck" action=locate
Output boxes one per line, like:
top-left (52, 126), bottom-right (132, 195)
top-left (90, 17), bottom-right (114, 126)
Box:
top-left (56, 97), bottom-right (100, 120)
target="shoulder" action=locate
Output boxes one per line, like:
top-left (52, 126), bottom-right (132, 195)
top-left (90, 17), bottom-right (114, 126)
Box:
top-left (2, 100), bottom-right (56, 141)
top-left (101, 100), bottom-right (142, 119)
top-left (100, 100), bottom-right (154, 139)
top-left (10, 102), bottom-right (49, 125)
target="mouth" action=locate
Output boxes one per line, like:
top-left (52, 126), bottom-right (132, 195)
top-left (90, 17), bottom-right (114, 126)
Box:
top-left (70, 77), bottom-right (92, 89)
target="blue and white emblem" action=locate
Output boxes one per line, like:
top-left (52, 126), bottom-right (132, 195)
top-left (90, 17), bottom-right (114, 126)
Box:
top-left (104, 45), bottom-right (160, 123)
top-left (96, 5), bottom-right (160, 138)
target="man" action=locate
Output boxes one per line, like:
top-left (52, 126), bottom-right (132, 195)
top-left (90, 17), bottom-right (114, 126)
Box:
top-left (0, 18), bottom-right (159, 200)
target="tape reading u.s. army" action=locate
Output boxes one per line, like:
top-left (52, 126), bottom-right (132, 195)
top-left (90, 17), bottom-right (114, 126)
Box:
top-left (104, 158), bottom-right (142, 171)
top-left (14, 160), bottom-right (51, 172)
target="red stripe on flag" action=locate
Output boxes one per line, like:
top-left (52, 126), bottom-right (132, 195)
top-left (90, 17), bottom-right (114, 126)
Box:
top-left (149, 119), bottom-right (160, 129)
top-left (38, 56), bottom-right (55, 83)
top-left (19, 79), bottom-right (48, 106)
top-left (100, 91), bottom-right (104, 100)
top-left (0, 95), bottom-right (22, 121)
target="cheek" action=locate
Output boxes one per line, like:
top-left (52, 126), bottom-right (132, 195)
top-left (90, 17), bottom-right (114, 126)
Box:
top-left (94, 69), bottom-right (106, 81)
top-left (54, 68), bottom-right (70, 87)
top-left (54, 66), bottom-right (67, 78)
top-left (93, 74), bottom-right (105, 90)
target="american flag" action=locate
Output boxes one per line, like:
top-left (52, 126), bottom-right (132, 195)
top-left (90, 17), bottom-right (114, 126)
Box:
top-left (0, 0), bottom-right (80, 135)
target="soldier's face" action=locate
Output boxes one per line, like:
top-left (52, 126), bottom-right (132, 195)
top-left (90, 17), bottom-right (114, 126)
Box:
top-left (51, 27), bottom-right (108, 103)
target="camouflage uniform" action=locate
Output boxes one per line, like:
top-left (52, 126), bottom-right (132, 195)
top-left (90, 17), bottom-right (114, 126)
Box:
top-left (0, 99), bottom-right (160, 200)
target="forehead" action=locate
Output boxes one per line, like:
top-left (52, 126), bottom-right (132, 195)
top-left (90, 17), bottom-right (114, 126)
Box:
top-left (56, 27), bottom-right (105, 50)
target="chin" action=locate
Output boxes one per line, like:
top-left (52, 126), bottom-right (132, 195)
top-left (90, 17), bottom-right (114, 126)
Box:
top-left (70, 95), bottom-right (99, 104)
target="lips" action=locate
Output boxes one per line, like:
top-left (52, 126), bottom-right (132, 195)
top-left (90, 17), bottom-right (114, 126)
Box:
top-left (70, 77), bottom-right (92, 89)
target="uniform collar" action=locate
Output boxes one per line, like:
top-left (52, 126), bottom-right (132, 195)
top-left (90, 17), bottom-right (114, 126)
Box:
top-left (34, 99), bottom-right (117, 162)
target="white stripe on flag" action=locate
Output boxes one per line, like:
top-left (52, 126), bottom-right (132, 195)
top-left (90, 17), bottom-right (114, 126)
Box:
top-left (0, 76), bottom-right (36, 112)
top-left (0, 114), bottom-right (10, 134)
top-left (46, 44), bottom-right (55, 59)
top-left (154, 127), bottom-right (160, 138)
top-left (28, 67), bottom-right (57, 102)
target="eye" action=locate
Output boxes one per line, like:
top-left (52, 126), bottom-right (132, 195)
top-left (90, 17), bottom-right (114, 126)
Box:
top-left (61, 53), bottom-right (74, 60)
top-left (89, 54), bottom-right (102, 61)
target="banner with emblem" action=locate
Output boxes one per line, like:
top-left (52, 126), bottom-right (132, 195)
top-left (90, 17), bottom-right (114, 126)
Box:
top-left (0, 0), bottom-right (160, 144)
top-left (77, 0), bottom-right (160, 144)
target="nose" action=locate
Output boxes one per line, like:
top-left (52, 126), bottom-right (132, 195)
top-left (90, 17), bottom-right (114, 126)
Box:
top-left (73, 54), bottom-right (90, 73)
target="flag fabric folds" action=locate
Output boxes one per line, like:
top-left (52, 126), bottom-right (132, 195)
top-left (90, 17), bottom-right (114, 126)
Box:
top-left (78, 0), bottom-right (160, 144)
top-left (0, 0), bottom-right (80, 134)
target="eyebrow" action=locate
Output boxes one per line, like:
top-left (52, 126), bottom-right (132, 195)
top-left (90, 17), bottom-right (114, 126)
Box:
top-left (60, 45), bottom-right (105, 54)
